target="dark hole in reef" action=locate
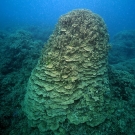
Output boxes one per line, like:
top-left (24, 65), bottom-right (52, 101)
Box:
top-left (113, 83), bottom-right (129, 101)
top-left (74, 98), bottom-right (80, 104)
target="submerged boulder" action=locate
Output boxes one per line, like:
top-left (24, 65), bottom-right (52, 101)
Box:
top-left (109, 30), bottom-right (135, 64)
top-left (23, 9), bottom-right (112, 133)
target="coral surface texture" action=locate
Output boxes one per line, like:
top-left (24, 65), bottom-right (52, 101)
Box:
top-left (23, 9), bottom-right (111, 133)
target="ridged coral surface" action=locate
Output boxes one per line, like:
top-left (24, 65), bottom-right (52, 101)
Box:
top-left (23, 9), bottom-right (111, 132)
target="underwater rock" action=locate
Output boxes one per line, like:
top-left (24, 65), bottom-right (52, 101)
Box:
top-left (23, 9), bottom-right (112, 133)
top-left (0, 28), bottom-right (46, 134)
top-left (109, 30), bottom-right (135, 64)
top-left (109, 64), bottom-right (135, 101)
top-left (0, 29), bottom-right (44, 75)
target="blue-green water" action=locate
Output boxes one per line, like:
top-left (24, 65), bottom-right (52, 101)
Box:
top-left (0, 0), bottom-right (135, 38)
top-left (0, 1), bottom-right (135, 135)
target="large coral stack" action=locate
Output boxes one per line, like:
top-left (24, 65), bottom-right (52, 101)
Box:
top-left (23, 9), bottom-right (112, 133)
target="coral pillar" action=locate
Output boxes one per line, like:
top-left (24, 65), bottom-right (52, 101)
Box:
top-left (23, 9), bottom-right (111, 132)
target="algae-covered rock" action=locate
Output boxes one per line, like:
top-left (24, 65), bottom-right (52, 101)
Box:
top-left (109, 30), bottom-right (135, 64)
top-left (23, 9), bottom-right (112, 133)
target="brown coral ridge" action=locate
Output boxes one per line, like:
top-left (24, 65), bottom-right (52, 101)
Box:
top-left (23, 9), bottom-right (112, 132)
